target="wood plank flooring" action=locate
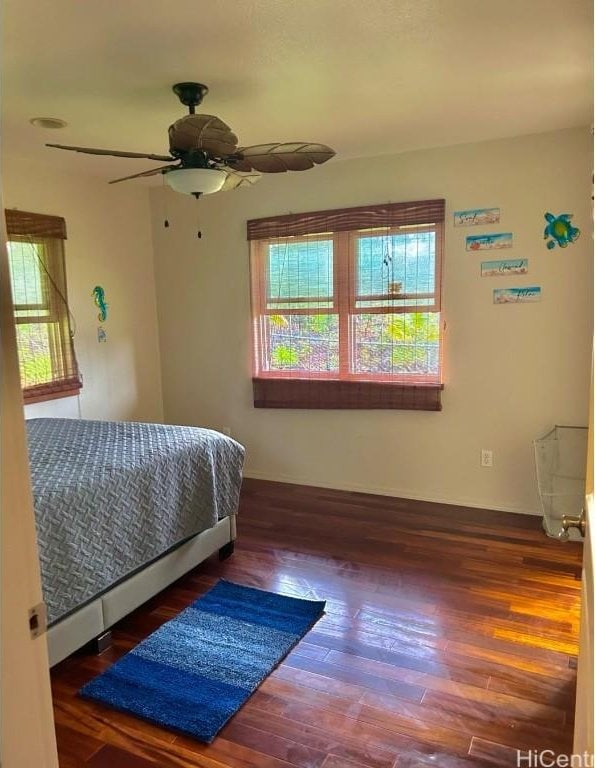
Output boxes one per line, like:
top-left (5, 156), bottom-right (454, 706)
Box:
top-left (51, 479), bottom-right (583, 767)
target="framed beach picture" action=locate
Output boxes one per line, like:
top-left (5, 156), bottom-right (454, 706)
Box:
top-left (466, 233), bottom-right (512, 251)
top-left (493, 287), bottom-right (541, 304)
top-left (454, 208), bottom-right (500, 227)
top-left (481, 259), bottom-right (528, 277)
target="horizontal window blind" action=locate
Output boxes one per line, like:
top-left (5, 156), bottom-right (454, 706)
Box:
top-left (247, 199), bottom-right (445, 239)
top-left (5, 209), bottom-right (67, 240)
top-left (253, 379), bottom-right (443, 410)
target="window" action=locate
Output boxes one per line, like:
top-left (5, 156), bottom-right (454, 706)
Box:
top-left (249, 199), bottom-right (445, 410)
top-left (5, 209), bottom-right (81, 403)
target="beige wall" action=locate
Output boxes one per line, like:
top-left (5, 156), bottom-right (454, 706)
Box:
top-left (151, 127), bottom-right (593, 514)
top-left (3, 158), bottom-right (163, 423)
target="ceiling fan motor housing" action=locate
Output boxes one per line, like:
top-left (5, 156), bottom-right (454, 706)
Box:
top-left (168, 115), bottom-right (239, 157)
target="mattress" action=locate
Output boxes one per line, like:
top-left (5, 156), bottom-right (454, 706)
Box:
top-left (26, 418), bottom-right (244, 625)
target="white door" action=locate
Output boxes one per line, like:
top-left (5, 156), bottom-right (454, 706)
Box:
top-left (573, 497), bottom-right (593, 757)
top-left (0, 209), bottom-right (59, 766)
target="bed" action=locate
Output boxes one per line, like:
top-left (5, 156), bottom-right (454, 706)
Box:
top-left (26, 417), bottom-right (244, 667)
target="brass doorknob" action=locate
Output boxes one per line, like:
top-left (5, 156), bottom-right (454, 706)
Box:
top-left (561, 510), bottom-right (586, 538)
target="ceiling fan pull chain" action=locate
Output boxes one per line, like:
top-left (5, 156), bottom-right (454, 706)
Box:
top-left (196, 198), bottom-right (202, 239)
top-left (162, 175), bottom-right (170, 228)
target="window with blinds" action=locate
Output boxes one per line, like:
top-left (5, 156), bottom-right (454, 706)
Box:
top-left (5, 210), bottom-right (82, 403)
top-left (248, 199), bottom-right (445, 410)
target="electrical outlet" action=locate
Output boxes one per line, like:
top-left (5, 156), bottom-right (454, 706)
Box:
top-left (481, 449), bottom-right (493, 467)
top-left (221, 426), bottom-right (232, 437)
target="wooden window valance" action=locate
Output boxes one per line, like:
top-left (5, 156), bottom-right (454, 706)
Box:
top-left (247, 199), bottom-right (445, 240)
top-left (5, 209), bottom-right (67, 240)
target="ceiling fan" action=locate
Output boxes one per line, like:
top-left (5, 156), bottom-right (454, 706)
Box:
top-left (46, 82), bottom-right (336, 197)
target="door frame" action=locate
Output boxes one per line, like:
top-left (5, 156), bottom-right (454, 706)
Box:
top-left (1, 204), bottom-right (59, 767)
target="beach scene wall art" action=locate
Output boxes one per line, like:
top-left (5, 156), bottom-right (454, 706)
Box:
top-left (494, 286), bottom-right (541, 304)
top-left (454, 208), bottom-right (500, 227)
top-left (481, 259), bottom-right (528, 277)
top-left (466, 233), bottom-right (513, 251)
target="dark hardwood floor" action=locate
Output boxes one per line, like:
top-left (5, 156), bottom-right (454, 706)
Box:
top-left (51, 479), bottom-right (583, 768)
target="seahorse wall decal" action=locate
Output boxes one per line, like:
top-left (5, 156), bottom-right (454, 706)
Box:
top-left (92, 285), bottom-right (108, 323)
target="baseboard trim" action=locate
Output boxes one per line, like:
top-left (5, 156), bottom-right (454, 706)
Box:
top-left (242, 470), bottom-right (541, 517)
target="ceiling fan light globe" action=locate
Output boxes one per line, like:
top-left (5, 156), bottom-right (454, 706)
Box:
top-left (165, 168), bottom-right (227, 195)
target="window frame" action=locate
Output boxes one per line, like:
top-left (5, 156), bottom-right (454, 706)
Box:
top-left (249, 199), bottom-right (445, 410)
top-left (5, 211), bottom-right (81, 404)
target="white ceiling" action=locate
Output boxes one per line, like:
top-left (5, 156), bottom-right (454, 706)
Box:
top-left (2, 0), bottom-right (593, 182)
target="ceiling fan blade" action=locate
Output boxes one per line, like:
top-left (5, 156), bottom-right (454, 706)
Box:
top-left (219, 168), bottom-right (262, 192)
top-left (232, 143), bottom-right (335, 173)
top-left (108, 164), bottom-right (179, 185)
top-left (169, 115), bottom-right (239, 157)
top-left (46, 144), bottom-right (175, 162)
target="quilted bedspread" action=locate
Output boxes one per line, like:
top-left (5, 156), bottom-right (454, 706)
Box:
top-left (26, 418), bottom-right (244, 625)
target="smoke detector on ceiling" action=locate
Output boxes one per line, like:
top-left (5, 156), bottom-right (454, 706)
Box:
top-left (30, 117), bottom-right (68, 129)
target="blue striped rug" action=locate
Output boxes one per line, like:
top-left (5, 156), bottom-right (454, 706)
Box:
top-left (79, 580), bottom-right (325, 742)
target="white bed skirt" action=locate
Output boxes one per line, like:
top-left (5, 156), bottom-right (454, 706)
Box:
top-left (47, 515), bottom-right (235, 667)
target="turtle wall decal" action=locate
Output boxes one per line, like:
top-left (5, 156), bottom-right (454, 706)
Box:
top-left (543, 212), bottom-right (580, 249)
